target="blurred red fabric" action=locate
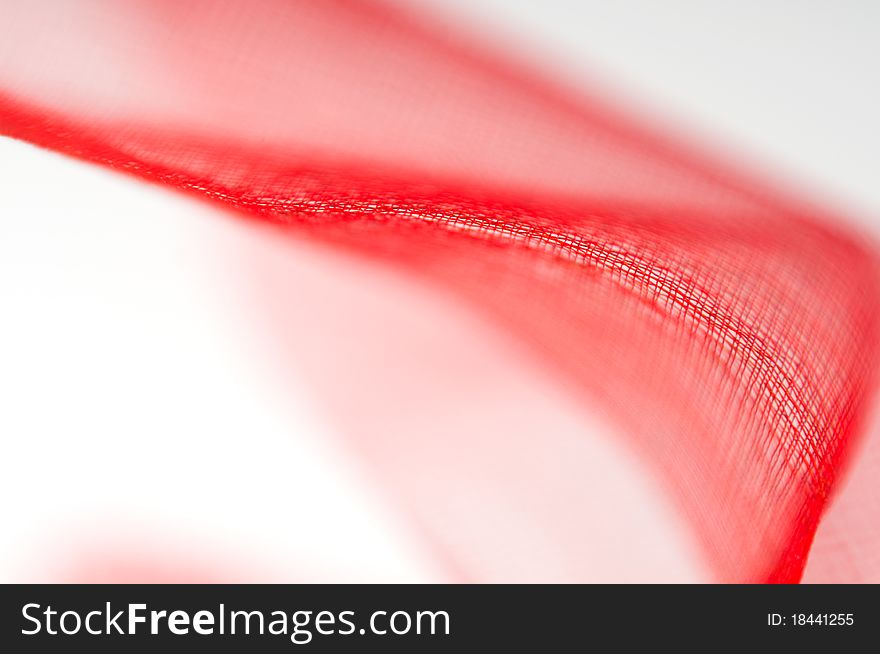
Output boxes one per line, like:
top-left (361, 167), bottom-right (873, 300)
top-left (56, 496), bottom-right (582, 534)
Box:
top-left (1, 0), bottom-right (878, 582)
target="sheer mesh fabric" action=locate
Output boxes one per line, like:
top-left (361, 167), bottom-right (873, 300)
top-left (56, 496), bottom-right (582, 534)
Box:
top-left (1, 0), bottom-right (877, 582)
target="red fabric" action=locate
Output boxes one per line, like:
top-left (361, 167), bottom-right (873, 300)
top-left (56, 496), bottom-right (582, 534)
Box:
top-left (1, 0), bottom-right (877, 582)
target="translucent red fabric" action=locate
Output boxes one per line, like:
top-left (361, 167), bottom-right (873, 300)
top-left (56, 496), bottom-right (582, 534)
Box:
top-left (1, 0), bottom-right (878, 582)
